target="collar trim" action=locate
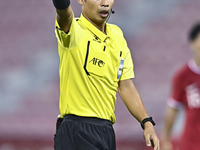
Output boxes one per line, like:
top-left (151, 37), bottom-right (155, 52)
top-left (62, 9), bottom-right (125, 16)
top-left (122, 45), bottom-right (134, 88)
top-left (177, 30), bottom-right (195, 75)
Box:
top-left (80, 14), bottom-right (108, 42)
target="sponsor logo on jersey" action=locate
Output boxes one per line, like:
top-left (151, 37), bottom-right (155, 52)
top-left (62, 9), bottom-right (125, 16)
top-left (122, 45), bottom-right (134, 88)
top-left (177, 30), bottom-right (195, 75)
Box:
top-left (89, 58), bottom-right (105, 67)
top-left (93, 36), bottom-right (101, 43)
top-left (186, 83), bottom-right (200, 109)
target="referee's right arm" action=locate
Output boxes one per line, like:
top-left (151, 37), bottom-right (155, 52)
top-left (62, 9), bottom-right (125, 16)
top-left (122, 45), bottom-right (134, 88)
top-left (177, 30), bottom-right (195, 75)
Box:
top-left (52, 0), bottom-right (73, 33)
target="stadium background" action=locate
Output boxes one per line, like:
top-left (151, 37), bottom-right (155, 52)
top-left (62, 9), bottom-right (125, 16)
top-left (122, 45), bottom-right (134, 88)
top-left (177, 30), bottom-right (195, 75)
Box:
top-left (0, 0), bottom-right (199, 149)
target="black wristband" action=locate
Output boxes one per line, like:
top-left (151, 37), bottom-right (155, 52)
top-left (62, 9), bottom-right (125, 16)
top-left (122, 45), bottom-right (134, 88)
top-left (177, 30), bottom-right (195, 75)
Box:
top-left (141, 117), bottom-right (156, 130)
top-left (53, 0), bottom-right (70, 10)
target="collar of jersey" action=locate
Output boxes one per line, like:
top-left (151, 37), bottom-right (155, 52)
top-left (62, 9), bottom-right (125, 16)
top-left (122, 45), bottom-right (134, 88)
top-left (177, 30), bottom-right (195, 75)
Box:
top-left (188, 59), bottom-right (200, 75)
top-left (80, 14), bottom-right (109, 42)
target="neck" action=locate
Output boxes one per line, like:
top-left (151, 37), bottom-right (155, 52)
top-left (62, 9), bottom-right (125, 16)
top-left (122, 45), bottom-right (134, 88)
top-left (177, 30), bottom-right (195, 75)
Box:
top-left (83, 14), bottom-right (106, 34)
top-left (94, 23), bottom-right (106, 34)
top-left (194, 56), bottom-right (200, 67)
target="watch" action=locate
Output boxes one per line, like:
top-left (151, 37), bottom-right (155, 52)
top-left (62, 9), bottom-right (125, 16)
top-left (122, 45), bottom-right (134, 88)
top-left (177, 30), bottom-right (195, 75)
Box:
top-left (141, 117), bottom-right (156, 130)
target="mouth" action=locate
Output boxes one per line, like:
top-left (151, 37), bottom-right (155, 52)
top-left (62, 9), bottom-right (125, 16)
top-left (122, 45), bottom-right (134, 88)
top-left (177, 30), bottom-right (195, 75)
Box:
top-left (99, 10), bottom-right (109, 18)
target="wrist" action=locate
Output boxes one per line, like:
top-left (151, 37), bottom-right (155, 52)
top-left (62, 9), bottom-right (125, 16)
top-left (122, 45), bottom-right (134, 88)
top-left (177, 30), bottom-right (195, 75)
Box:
top-left (144, 122), bottom-right (154, 129)
top-left (141, 117), bottom-right (156, 130)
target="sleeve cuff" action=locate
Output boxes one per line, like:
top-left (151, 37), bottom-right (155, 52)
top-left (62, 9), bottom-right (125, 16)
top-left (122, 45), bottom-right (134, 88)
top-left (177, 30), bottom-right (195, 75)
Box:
top-left (120, 74), bottom-right (135, 81)
top-left (167, 98), bottom-right (183, 110)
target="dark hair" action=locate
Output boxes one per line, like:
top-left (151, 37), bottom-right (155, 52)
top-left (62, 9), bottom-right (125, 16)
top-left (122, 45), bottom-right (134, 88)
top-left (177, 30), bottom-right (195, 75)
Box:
top-left (188, 22), bottom-right (200, 42)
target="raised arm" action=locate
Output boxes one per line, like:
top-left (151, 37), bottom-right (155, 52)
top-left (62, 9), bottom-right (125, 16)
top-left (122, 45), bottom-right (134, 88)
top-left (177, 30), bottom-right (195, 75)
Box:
top-left (118, 79), bottom-right (159, 150)
top-left (161, 106), bottom-right (179, 150)
top-left (53, 0), bottom-right (73, 33)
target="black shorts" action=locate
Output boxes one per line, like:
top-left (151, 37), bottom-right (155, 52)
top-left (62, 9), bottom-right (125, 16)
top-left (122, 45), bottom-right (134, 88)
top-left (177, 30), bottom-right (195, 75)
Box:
top-left (54, 115), bottom-right (116, 150)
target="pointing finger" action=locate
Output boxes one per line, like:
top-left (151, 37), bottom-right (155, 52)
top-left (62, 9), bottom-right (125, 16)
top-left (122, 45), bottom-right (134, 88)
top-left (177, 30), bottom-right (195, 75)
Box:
top-left (145, 134), bottom-right (151, 147)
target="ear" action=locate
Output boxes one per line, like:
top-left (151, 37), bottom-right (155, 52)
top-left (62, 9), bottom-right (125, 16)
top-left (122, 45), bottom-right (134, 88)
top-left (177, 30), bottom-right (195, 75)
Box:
top-left (77, 0), bottom-right (84, 5)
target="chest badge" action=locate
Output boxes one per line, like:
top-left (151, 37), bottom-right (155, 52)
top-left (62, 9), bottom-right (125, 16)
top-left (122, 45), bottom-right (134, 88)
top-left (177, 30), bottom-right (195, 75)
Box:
top-left (89, 58), bottom-right (105, 67)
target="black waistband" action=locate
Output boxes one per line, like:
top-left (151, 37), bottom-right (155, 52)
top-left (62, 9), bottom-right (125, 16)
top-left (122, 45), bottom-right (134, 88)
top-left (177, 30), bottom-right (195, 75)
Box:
top-left (63, 114), bottom-right (112, 127)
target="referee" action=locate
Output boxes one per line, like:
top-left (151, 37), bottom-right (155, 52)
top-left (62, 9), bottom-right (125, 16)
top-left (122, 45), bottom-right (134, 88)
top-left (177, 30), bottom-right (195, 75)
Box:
top-left (52, 0), bottom-right (159, 150)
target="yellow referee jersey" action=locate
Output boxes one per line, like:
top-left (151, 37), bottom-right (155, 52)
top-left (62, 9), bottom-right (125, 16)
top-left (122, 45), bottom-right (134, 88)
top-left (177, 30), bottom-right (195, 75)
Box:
top-left (55, 14), bottom-right (135, 123)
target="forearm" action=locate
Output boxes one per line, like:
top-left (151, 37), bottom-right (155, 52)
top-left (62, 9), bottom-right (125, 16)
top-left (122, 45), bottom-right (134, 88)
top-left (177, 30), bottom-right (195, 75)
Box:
top-left (118, 79), bottom-right (159, 149)
top-left (53, 0), bottom-right (73, 32)
top-left (56, 7), bottom-right (73, 32)
top-left (118, 80), bottom-right (149, 123)
top-left (161, 106), bottom-right (178, 141)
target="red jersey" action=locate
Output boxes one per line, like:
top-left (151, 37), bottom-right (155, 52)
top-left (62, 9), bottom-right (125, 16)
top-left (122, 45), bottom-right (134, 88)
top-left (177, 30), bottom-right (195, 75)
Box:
top-left (167, 60), bottom-right (200, 150)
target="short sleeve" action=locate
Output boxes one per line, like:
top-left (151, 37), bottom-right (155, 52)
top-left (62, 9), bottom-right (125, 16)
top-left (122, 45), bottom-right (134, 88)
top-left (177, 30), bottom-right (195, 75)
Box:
top-left (120, 40), bottom-right (135, 81)
top-left (167, 71), bottom-right (184, 109)
top-left (55, 15), bottom-right (84, 49)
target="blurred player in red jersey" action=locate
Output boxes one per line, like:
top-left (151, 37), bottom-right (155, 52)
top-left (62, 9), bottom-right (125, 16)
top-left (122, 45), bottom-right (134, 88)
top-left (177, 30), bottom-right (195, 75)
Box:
top-left (161, 22), bottom-right (200, 150)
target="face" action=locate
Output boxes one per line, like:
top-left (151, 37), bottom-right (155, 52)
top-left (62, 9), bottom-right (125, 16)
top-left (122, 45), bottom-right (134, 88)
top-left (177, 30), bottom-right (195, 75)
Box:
top-left (78, 0), bottom-right (114, 26)
top-left (190, 33), bottom-right (200, 59)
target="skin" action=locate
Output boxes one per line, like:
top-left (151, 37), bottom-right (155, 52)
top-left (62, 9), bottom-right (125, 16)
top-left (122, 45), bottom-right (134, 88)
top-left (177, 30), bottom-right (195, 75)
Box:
top-left (118, 79), bottom-right (159, 150)
top-left (54, 0), bottom-right (159, 149)
top-left (56, 0), bottom-right (113, 33)
top-left (78, 0), bottom-right (113, 33)
top-left (161, 33), bottom-right (200, 150)
top-left (191, 33), bottom-right (200, 66)
top-left (161, 106), bottom-right (178, 150)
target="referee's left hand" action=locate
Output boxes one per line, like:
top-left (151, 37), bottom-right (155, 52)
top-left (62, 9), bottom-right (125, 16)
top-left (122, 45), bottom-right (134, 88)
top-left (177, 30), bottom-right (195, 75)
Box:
top-left (143, 122), bottom-right (160, 150)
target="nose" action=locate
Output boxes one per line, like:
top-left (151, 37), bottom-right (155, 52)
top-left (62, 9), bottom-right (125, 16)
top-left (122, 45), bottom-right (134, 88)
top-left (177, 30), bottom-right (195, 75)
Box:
top-left (101, 0), bottom-right (109, 7)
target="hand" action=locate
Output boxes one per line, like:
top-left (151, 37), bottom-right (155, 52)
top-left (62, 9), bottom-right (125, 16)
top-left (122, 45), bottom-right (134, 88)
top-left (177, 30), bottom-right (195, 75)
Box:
top-left (143, 122), bottom-right (160, 150)
top-left (161, 140), bottom-right (172, 150)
